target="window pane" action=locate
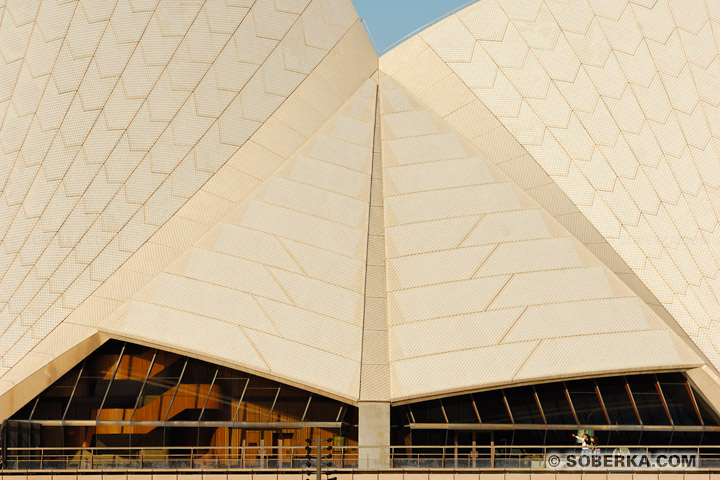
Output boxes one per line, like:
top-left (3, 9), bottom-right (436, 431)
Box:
top-left (4, 421), bottom-right (42, 448)
top-left (474, 389), bottom-right (512, 423)
top-left (270, 385), bottom-right (311, 422)
top-left (566, 379), bottom-right (606, 424)
top-left (237, 376), bottom-right (279, 422)
top-left (166, 357), bottom-right (216, 421)
top-left (696, 392), bottom-right (720, 426)
top-left (204, 366), bottom-right (248, 421)
top-left (443, 395), bottom-right (478, 423)
top-left (658, 381), bottom-right (701, 426)
top-left (102, 343), bottom-right (155, 416)
top-left (304, 394), bottom-right (342, 422)
top-left (505, 386), bottom-right (544, 424)
top-left (64, 342), bottom-right (124, 421)
top-left (596, 376), bottom-right (639, 425)
top-left (628, 375), bottom-right (671, 425)
top-left (26, 366), bottom-right (78, 420)
top-left (657, 372), bottom-right (687, 383)
top-left (136, 350), bottom-right (185, 422)
top-left (408, 400), bottom-right (444, 423)
top-left (534, 383), bottom-right (575, 424)
top-left (392, 405), bottom-right (412, 428)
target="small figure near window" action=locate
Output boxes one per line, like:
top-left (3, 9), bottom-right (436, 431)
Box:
top-left (590, 436), bottom-right (599, 455)
top-left (572, 433), bottom-right (591, 455)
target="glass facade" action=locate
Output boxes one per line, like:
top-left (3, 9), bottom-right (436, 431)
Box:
top-left (394, 373), bottom-right (720, 448)
top-left (6, 341), bottom-right (357, 452)
top-left (5, 340), bottom-right (720, 468)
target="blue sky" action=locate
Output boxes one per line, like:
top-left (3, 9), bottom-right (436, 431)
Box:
top-left (350, 0), bottom-right (474, 54)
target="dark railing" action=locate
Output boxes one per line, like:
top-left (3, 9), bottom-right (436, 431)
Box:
top-left (3, 445), bottom-right (720, 471)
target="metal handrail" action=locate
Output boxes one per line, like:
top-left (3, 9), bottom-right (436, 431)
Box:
top-left (2, 444), bottom-right (719, 471)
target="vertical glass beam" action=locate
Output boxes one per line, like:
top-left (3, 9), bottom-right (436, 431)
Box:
top-left (654, 375), bottom-right (674, 425)
top-left (301, 395), bottom-right (312, 422)
top-left (163, 357), bottom-right (188, 421)
top-left (196, 366), bottom-right (219, 448)
top-left (266, 386), bottom-right (281, 422)
top-left (406, 405), bottom-right (416, 423)
top-left (130, 349), bottom-right (157, 421)
top-left (501, 390), bottom-right (514, 424)
top-left (563, 382), bottom-right (579, 424)
top-left (232, 378), bottom-right (250, 421)
top-left (28, 397), bottom-right (39, 421)
top-left (198, 367), bottom-right (219, 421)
top-left (470, 393), bottom-right (481, 423)
top-left (533, 386), bottom-right (546, 425)
top-left (625, 377), bottom-right (643, 425)
top-left (686, 380), bottom-right (704, 426)
top-left (593, 379), bottom-right (611, 424)
top-left (61, 360), bottom-right (85, 421)
top-left (230, 378), bottom-right (249, 449)
top-left (96, 343), bottom-right (126, 420)
top-left (439, 399), bottom-right (449, 423)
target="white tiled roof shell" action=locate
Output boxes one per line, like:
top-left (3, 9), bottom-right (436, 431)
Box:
top-left (0, 0), bottom-right (378, 405)
top-left (100, 77), bottom-right (378, 401)
top-left (380, 0), bottom-right (720, 383)
top-left (379, 73), bottom-right (700, 402)
top-left (0, 0), bottom-right (714, 411)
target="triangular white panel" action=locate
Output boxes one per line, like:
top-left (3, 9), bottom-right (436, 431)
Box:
top-left (380, 0), bottom-right (720, 375)
top-left (379, 74), bottom-right (701, 402)
top-left (0, 0), bottom-right (377, 413)
top-left (100, 78), bottom-right (378, 401)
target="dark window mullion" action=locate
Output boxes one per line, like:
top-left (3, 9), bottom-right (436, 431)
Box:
top-left (62, 360), bottom-right (86, 421)
top-left (232, 378), bottom-right (250, 421)
top-left (625, 377), bottom-right (643, 425)
top-left (407, 404), bottom-right (416, 423)
top-left (563, 382), bottom-right (579, 424)
top-left (439, 399), bottom-right (449, 423)
top-left (198, 366), bottom-right (219, 421)
top-left (301, 395), bottom-right (312, 422)
top-left (266, 386), bottom-right (281, 422)
top-left (654, 374), bottom-right (674, 425)
top-left (470, 393), bottom-right (481, 424)
top-left (96, 343), bottom-right (126, 421)
top-left (686, 380), bottom-right (704, 426)
top-left (533, 386), bottom-right (547, 425)
top-left (502, 390), bottom-right (514, 424)
top-left (594, 379), bottom-right (611, 425)
top-left (163, 357), bottom-right (188, 421)
top-left (130, 349), bottom-right (157, 422)
top-left (28, 396), bottom-right (40, 421)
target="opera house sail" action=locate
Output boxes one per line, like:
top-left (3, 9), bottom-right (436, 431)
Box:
top-left (0, 0), bottom-right (719, 471)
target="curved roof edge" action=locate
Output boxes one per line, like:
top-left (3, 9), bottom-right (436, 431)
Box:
top-left (378, 0), bottom-right (720, 383)
top-left (376, 0), bottom-right (480, 56)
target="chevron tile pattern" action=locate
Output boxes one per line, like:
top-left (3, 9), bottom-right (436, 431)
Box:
top-left (0, 0), bottom-right (377, 403)
top-left (1, 0), bottom-right (719, 410)
top-left (379, 73), bottom-right (700, 401)
top-left (380, 0), bottom-right (720, 372)
top-left (98, 77), bottom-right (377, 400)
